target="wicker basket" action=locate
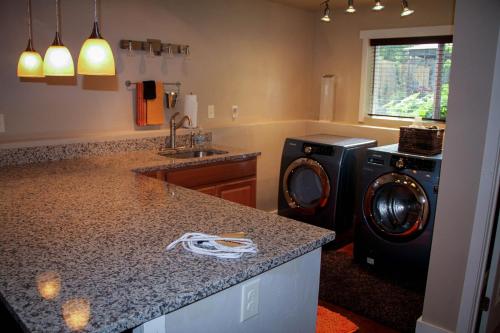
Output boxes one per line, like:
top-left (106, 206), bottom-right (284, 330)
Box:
top-left (398, 126), bottom-right (444, 156)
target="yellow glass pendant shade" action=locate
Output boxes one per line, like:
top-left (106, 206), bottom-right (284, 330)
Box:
top-left (78, 38), bottom-right (115, 75)
top-left (43, 0), bottom-right (74, 77)
top-left (17, 50), bottom-right (44, 77)
top-left (43, 44), bottom-right (74, 76)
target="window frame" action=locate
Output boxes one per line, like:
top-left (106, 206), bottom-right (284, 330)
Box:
top-left (358, 25), bottom-right (454, 124)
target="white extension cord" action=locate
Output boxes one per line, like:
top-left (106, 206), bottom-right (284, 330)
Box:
top-left (166, 232), bottom-right (258, 259)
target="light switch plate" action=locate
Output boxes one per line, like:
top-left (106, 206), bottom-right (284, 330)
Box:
top-left (208, 105), bottom-right (215, 119)
top-left (240, 278), bottom-right (260, 322)
top-left (232, 105), bottom-right (239, 120)
top-left (0, 114), bottom-right (5, 133)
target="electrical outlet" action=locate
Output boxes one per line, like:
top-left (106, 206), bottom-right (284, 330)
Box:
top-left (0, 114), bottom-right (5, 133)
top-left (208, 105), bottom-right (215, 119)
top-left (232, 105), bottom-right (239, 120)
top-left (240, 278), bottom-right (260, 322)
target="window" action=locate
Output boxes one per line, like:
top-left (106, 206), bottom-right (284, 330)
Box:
top-left (359, 27), bottom-right (454, 122)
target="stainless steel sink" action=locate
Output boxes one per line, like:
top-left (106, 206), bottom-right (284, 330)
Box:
top-left (158, 149), bottom-right (229, 159)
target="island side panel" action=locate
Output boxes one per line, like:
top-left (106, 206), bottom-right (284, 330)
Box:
top-left (133, 248), bottom-right (321, 333)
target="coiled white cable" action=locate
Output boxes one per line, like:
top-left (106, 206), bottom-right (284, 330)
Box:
top-left (166, 232), bottom-right (258, 259)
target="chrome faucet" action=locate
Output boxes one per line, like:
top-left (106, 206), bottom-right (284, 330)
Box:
top-left (169, 112), bottom-right (192, 149)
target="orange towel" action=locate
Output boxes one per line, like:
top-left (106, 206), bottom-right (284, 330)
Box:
top-left (136, 82), bottom-right (147, 127)
top-left (146, 81), bottom-right (165, 125)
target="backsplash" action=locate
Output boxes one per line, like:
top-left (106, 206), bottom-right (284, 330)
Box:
top-left (0, 133), bottom-right (211, 167)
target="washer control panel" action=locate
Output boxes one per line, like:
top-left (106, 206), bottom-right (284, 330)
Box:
top-left (389, 156), bottom-right (436, 172)
top-left (302, 143), bottom-right (334, 156)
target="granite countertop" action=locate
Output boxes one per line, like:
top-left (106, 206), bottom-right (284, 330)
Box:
top-left (0, 146), bottom-right (335, 333)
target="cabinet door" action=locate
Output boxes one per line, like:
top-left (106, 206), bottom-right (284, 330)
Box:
top-left (142, 170), bottom-right (166, 181)
top-left (195, 185), bottom-right (218, 196)
top-left (217, 178), bottom-right (256, 208)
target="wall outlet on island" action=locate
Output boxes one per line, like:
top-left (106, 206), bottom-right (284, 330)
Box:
top-left (208, 105), bottom-right (215, 119)
top-left (0, 114), bottom-right (5, 133)
top-left (240, 278), bottom-right (260, 322)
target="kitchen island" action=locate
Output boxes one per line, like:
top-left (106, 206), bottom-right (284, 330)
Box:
top-left (0, 147), bottom-right (334, 333)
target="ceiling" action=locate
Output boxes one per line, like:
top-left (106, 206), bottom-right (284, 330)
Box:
top-left (270, 0), bottom-right (375, 11)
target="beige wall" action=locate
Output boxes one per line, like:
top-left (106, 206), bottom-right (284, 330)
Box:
top-left (0, 0), bottom-right (314, 142)
top-left (418, 0), bottom-right (500, 331)
top-left (312, 0), bottom-right (455, 123)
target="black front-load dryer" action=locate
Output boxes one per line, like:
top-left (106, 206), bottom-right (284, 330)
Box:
top-left (354, 144), bottom-right (442, 281)
top-left (278, 134), bottom-right (377, 246)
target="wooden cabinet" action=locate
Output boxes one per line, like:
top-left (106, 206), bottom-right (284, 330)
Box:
top-left (143, 157), bottom-right (257, 208)
top-left (217, 178), bottom-right (256, 207)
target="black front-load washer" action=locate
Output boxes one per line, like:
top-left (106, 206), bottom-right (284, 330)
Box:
top-left (354, 144), bottom-right (443, 280)
top-left (278, 134), bottom-right (377, 246)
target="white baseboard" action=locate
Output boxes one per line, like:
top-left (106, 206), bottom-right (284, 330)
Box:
top-left (416, 316), bottom-right (454, 333)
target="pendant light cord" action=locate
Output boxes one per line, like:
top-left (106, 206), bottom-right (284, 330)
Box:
top-left (94, 0), bottom-right (98, 24)
top-left (27, 0), bottom-right (32, 40)
top-left (55, 0), bottom-right (60, 34)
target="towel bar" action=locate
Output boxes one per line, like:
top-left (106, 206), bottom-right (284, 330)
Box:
top-left (125, 80), bottom-right (180, 88)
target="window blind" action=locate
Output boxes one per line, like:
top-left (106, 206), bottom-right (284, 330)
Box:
top-left (368, 37), bottom-right (453, 121)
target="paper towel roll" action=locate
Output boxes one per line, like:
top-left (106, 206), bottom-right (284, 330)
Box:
top-left (184, 94), bottom-right (198, 128)
top-left (319, 75), bottom-right (335, 121)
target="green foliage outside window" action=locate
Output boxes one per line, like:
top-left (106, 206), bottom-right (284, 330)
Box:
top-left (372, 43), bottom-right (453, 121)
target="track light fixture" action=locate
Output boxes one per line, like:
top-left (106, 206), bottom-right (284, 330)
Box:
top-left (321, 0), bottom-right (331, 22)
top-left (401, 0), bottom-right (415, 16)
top-left (320, 0), bottom-right (414, 22)
top-left (372, 0), bottom-right (385, 11)
top-left (346, 0), bottom-right (356, 13)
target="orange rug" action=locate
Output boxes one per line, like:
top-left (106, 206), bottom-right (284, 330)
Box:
top-left (317, 305), bottom-right (359, 333)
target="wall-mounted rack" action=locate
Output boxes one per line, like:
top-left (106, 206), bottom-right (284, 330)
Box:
top-left (119, 39), bottom-right (190, 57)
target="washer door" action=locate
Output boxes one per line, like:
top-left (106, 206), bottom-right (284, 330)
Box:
top-left (364, 173), bottom-right (429, 240)
top-left (282, 158), bottom-right (330, 214)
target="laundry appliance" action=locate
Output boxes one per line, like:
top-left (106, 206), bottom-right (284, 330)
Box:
top-left (278, 135), bottom-right (377, 246)
top-left (354, 144), bottom-right (442, 279)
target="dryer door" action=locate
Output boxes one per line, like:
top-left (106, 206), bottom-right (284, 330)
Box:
top-left (282, 158), bottom-right (331, 214)
top-left (364, 172), bottom-right (429, 240)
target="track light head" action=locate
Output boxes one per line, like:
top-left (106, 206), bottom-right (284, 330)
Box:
top-left (346, 0), bottom-right (356, 13)
top-left (372, 1), bottom-right (384, 11)
top-left (401, 0), bottom-right (415, 16)
top-left (321, 1), bottom-right (331, 22)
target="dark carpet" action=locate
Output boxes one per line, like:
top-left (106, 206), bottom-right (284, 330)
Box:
top-left (319, 246), bottom-right (425, 333)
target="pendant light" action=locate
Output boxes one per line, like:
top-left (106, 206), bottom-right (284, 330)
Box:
top-left (43, 0), bottom-right (74, 76)
top-left (17, 0), bottom-right (44, 77)
top-left (400, 0), bottom-right (415, 16)
top-left (77, 0), bottom-right (115, 75)
top-left (346, 0), bottom-right (356, 13)
top-left (321, 0), bottom-right (331, 22)
top-left (372, 1), bottom-right (385, 11)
